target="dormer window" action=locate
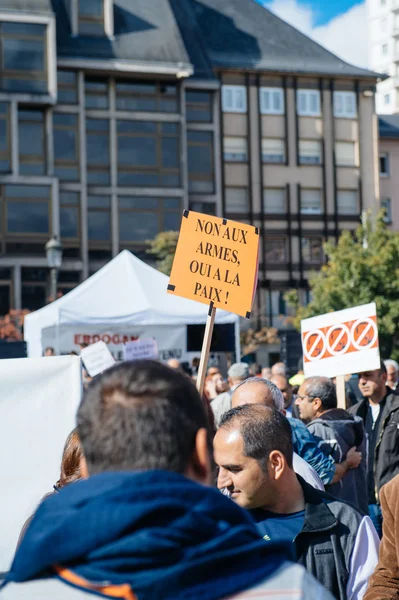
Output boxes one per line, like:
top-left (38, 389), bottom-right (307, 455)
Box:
top-left (79, 0), bottom-right (104, 36)
top-left (0, 22), bottom-right (48, 93)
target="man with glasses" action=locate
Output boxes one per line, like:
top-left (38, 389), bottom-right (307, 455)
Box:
top-left (295, 377), bottom-right (367, 512)
top-left (348, 361), bottom-right (399, 536)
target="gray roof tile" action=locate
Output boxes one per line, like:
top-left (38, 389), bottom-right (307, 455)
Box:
top-left (186, 0), bottom-right (380, 79)
top-left (52, 0), bottom-right (192, 72)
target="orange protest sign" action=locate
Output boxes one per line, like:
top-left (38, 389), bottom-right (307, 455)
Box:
top-left (167, 210), bottom-right (259, 318)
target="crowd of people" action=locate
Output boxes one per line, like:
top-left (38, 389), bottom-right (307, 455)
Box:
top-left (3, 354), bottom-right (399, 598)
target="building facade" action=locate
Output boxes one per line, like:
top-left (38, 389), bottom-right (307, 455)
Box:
top-left (368, 0), bottom-right (399, 114)
top-left (378, 114), bottom-right (399, 228)
top-left (0, 0), bottom-right (380, 334)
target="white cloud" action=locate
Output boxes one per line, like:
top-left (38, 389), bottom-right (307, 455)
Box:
top-left (264, 0), bottom-right (369, 68)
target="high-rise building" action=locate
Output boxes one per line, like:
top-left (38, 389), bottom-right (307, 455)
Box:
top-left (368, 0), bottom-right (399, 113)
top-left (0, 0), bottom-right (380, 335)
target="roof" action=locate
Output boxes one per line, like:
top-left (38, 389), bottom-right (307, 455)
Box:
top-left (182, 0), bottom-right (381, 79)
top-left (2, 0), bottom-right (379, 81)
top-left (379, 115), bottom-right (399, 138)
top-left (0, 0), bottom-right (52, 13)
top-left (51, 0), bottom-right (192, 74)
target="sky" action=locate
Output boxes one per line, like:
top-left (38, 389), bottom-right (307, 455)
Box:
top-left (258, 0), bottom-right (369, 68)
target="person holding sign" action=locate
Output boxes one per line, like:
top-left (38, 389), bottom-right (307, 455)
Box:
top-left (296, 377), bottom-right (368, 513)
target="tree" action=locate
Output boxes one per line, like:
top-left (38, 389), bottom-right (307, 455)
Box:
top-left (285, 212), bottom-right (399, 360)
top-left (146, 231), bottom-right (179, 276)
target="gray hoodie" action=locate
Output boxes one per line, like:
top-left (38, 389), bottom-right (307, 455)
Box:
top-left (307, 408), bottom-right (368, 513)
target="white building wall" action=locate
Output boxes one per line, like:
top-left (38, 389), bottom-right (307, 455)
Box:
top-left (368, 0), bottom-right (399, 114)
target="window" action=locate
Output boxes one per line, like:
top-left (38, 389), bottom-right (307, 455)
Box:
top-left (264, 188), bottom-right (286, 214)
top-left (0, 22), bottom-right (47, 93)
top-left (266, 238), bottom-right (287, 263)
top-left (60, 191), bottom-right (80, 240)
top-left (116, 81), bottom-right (178, 113)
top-left (189, 201), bottom-right (216, 215)
top-left (337, 190), bottom-right (358, 215)
top-left (54, 114), bottom-right (79, 181)
top-left (380, 152), bottom-right (389, 176)
top-left (18, 109), bottom-right (45, 175)
top-left (297, 90), bottom-right (321, 116)
top-left (88, 195), bottom-right (111, 241)
top-left (5, 184), bottom-right (50, 234)
top-left (262, 138), bottom-right (285, 163)
top-left (0, 103), bottom-right (10, 173)
top-left (259, 87), bottom-right (284, 115)
top-left (301, 189), bottom-right (322, 214)
top-left (79, 0), bottom-right (104, 36)
top-left (222, 85), bottom-right (247, 113)
top-left (86, 119), bottom-right (110, 185)
top-left (85, 77), bottom-right (108, 109)
top-left (57, 70), bottom-right (77, 104)
top-left (381, 18), bottom-right (388, 33)
top-left (333, 91), bottom-right (357, 118)
top-left (302, 237), bottom-right (323, 263)
top-left (384, 93), bottom-right (391, 105)
top-left (119, 196), bottom-right (181, 242)
top-left (382, 197), bottom-right (392, 223)
top-left (299, 140), bottom-right (322, 165)
top-left (117, 121), bottom-right (180, 188)
top-left (22, 267), bottom-right (47, 310)
top-left (223, 137), bottom-right (248, 162)
top-left (187, 130), bottom-right (214, 193)
top-left (186, 90), bottom-right (212, 122)
top-left (335, 142), bottom-right (356, 167)
top-left (0, 268), bottom-right (11, 315)
top-left (225, 188), bottom-right (249, 213)
top-left (382, 43), bottom-right (388, 56)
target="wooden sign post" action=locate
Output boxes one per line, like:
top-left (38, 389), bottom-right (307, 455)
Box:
top-left (167, 210), bottom-right (259, 396)
top-left (335, 375), bottom-right (347, 409)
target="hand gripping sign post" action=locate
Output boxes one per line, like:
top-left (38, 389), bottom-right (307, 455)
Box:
top-left (167, 210), bottom-right (259, 396)
top-left (301, 302), bottom-right (380, 408)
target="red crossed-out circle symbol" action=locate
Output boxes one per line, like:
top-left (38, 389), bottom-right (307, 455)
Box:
top-left (303, 329), bottom-right (326, 362)
top-left (326, 323), bottom-right (351, 356)
top-left (351, 317), bottom-right (378, 351)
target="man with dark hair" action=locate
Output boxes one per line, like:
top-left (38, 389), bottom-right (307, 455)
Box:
top-left (2, 360), bottom-right (330, 600)
top-left (231, 378), bottom-right (361, 492)
top-left (296, 377), bottom-right (367, 512)
top-left (349, 361), bottom-right (399, 536)
top-left (214, 405), bottom-right (380, 600)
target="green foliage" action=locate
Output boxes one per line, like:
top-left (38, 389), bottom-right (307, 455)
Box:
top-left (285, 212), bottom-right (399, 360)
top-left (146, 231), bottom-right (179, 276)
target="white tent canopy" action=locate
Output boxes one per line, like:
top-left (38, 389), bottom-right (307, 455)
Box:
top-left (24, 250), bottom-right (239, 358)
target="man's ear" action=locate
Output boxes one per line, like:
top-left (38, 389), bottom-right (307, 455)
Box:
top-left (268, 450), bottom-right (286, 481)
top-left (313, 397), bottom-right (322, 413)
top-left (185, 428), bottom-right (212, 486)
top-left (80, 455), bottom-right (90, 479)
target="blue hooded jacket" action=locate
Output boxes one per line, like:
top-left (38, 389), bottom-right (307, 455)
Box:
top-left (5, 471), bottom-right (292, 600)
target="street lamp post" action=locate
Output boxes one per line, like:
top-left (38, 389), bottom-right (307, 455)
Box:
top-left (45, 236), bottom-right (63, 303)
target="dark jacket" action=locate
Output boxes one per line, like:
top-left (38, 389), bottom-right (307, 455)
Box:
top-left (307, 408), bottom-right (368, 512)
top-left (349, 389), bottom-right (399, 503)
top-left (3, 470), bottom-right (295, 600)
top-left (294, 477), bottom-right (366, 600)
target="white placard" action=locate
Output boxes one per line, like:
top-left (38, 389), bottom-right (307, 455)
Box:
top-left (301, 303), bottom-right (380, 378)
top-left (0, 356), bottom-right (82, 572)
top-left (124, 338), bottom-right (158, 362)
top-left (80, 341), bottom-right (115, 377)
